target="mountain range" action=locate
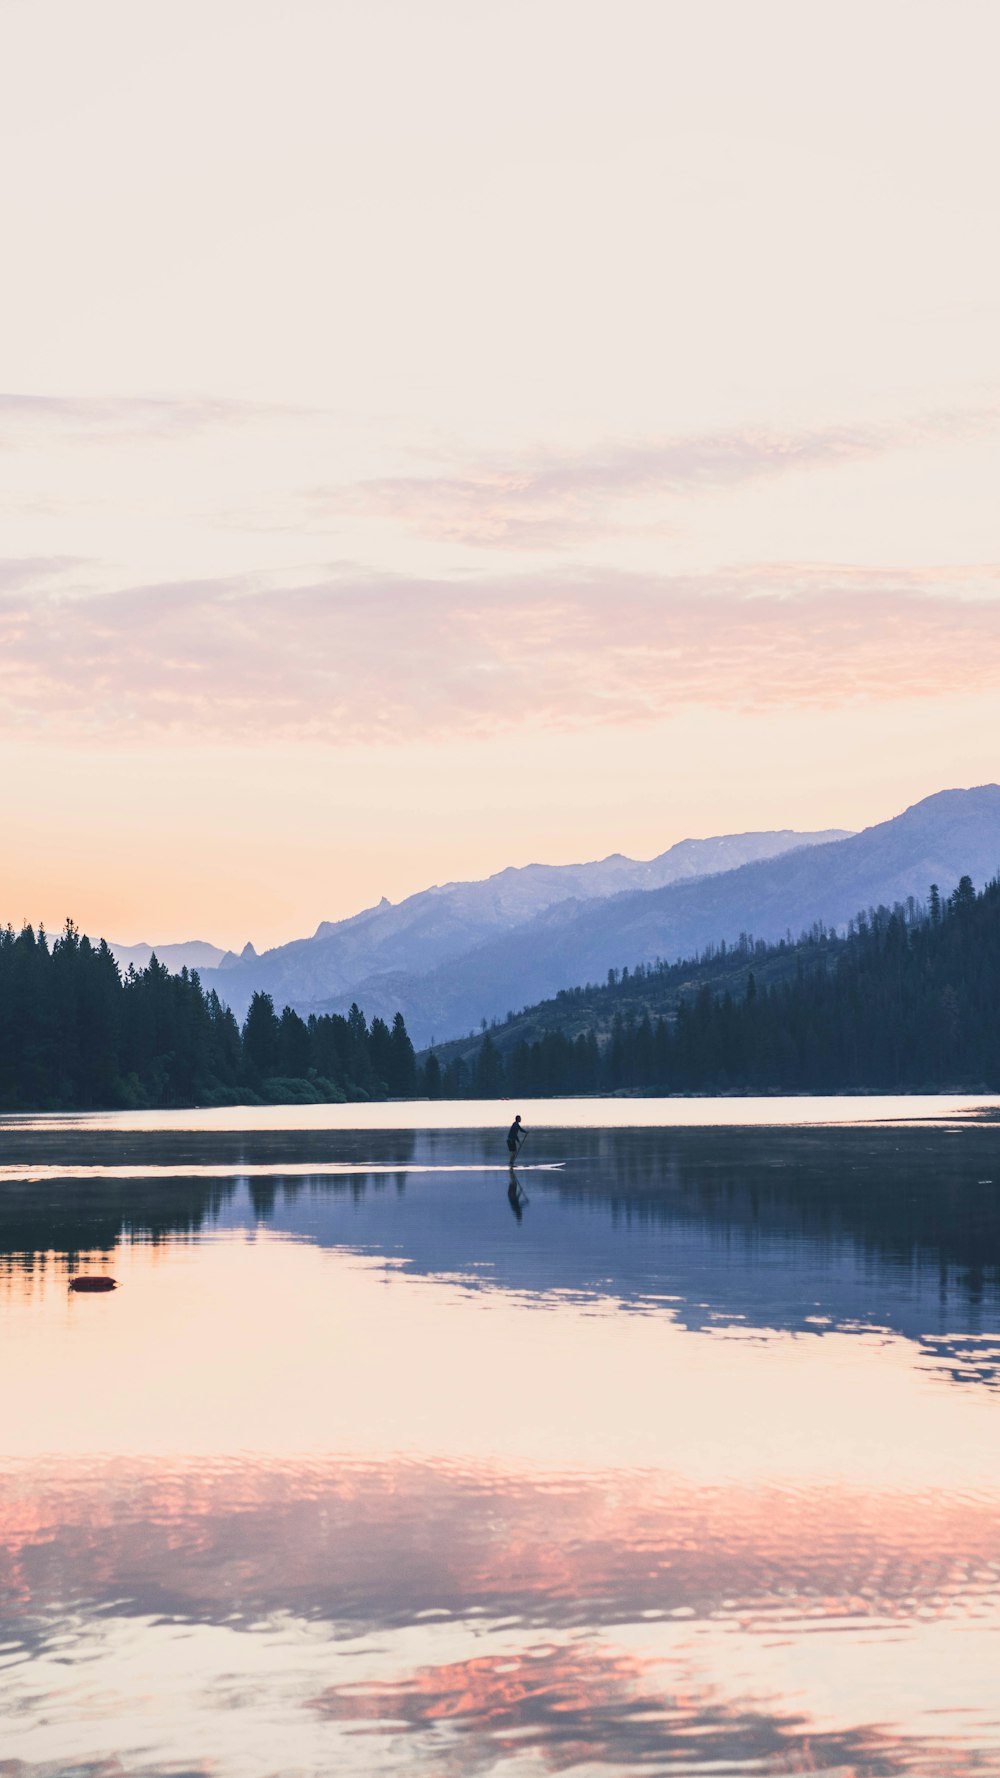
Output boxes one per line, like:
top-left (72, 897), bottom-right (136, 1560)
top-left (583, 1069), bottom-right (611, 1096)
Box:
top-left (110, 787), bottom-right (1000, 1050)
top-left (108, 939), bottom-right (235, 975)
top-left (113, 829), bottom-right (842, 1030)
top-left (374, 785), bottom-right (1000, 1048)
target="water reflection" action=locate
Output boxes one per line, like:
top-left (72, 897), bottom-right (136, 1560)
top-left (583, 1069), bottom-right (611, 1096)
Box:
top-left (307, 1643), bottom-right (981, 1778)
top-left (3, 1456), bottom-right (999, 1775)
top-left (6, 1457), bottom-right (999, 1635)
top-left (2, 1108), bottom-right (1000, 1775)
top-left (3, 1125), bottom-right (998, 1353)
top-left (507, 1171), bottom-right (528, 1222)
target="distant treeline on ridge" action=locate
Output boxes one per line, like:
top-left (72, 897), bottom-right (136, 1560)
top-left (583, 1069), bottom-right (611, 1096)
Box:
top-left (425, 875), bottom-right (1000, 1098)
top-left (0, 922), bottom-right (416, 1110)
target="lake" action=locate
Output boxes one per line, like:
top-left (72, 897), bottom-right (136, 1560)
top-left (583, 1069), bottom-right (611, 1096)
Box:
top-left (2, 1096), bottom-right (1000, 1776)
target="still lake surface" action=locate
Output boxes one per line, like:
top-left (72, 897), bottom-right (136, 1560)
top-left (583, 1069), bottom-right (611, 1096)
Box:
top-left (2, 1095), bottom-right (1000, 1777)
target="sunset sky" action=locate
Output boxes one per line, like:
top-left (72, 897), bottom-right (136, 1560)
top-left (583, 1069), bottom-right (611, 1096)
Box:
top-left (3, 0), bottom-right (999, 948)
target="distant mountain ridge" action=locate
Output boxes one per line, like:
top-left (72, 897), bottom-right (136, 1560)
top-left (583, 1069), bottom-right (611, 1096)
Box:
top-left (353, 784), bottom-right (1000, 1046)
top-left (110, 834), bottom-right (838, 996)
top-left (191, 826), bottom-right (847, 1030)
top-left (108, 939), bottom-right (235, 975)
top-left (110, 787), bottom-right (1000, 1052)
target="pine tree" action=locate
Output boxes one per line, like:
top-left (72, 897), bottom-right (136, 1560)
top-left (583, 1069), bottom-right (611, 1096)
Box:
top-left (388, 1011), bottom-right (417, 1097)
top-left (242, 992), bottom-right (280, 1082)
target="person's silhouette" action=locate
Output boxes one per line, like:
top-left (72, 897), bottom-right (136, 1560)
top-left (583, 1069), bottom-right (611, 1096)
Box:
top-left (506, 1114), bottom-right (526, 1166)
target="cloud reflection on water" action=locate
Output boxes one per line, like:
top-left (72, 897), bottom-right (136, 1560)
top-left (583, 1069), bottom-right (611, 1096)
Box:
top-left (2, 1457), bottom-right (999, 1776)
top-left (4, 1458), bottom-right (999, 1638)
top-left (2, 1116), bottom-right (1000, 1774)
top-left (308, 1641), bottom-right (969, 1778)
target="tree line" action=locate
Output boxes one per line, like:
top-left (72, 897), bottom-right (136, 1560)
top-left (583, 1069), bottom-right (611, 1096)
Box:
top-left (427, 875), bottom-right (1000, 1097)
top-left (5, 874), bottom-right (1000, 1109)
top-left (0, 921), bottom-right (416, 1110)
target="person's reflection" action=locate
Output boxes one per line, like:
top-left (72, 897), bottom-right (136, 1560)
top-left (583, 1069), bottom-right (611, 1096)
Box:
top-left (507, 1173), bottom-right (528, 1223)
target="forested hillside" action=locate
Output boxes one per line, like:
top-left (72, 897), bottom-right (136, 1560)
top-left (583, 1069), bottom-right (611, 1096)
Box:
top-left (391, 786), bottom-right (1000, 1047)
top-left (0, 922), bottom-right (416, 1110)
top-left (6, 876), bottom-right (1000, 1109)
top-left (424, 876), bottom-right (1000, 1097)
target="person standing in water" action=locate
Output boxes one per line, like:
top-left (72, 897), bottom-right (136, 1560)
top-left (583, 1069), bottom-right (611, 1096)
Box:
top-left (506, 1114), bottom-right (525, 1166)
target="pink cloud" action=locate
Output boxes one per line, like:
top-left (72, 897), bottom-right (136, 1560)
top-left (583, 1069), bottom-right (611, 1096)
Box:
top-left (0, 556), bottom-right (81, 592)
top-left (324, 411), bottom-right (999, 548)
top-left (4, 560), bottom-right (1000, 745)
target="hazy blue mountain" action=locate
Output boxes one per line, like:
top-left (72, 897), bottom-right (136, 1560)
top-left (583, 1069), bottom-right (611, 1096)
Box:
top-left (216, 941), bottom-right (259, 971)
top-left (108, 939), bottom-right (233, 974)
top-left (304, 785), bottom-right (1000, 1046)
top-left (194, 827), bottom-right (846, 1025)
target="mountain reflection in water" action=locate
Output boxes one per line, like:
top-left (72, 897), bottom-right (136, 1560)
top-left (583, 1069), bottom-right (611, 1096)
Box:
top-left (1, 1106), bottom-right (999, 1776)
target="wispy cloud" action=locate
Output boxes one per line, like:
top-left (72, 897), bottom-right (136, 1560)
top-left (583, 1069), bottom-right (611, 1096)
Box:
top-left (4, 562), bottom-right (1000, 744)
top-left (0, 392), bottom-right (310, 445)
top-left (323, 411), bottom-right (999, 549)
top-left (0, 556), bottom-right (83, 593)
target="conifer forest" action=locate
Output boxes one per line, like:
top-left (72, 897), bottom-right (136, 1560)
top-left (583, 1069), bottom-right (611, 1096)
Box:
top-left (430, 876), bottom-right (1000, 1099)
top-left (3, 876), bottom-right (1000, 1109)
top-left (0, 923), bottom-right (416, 1110)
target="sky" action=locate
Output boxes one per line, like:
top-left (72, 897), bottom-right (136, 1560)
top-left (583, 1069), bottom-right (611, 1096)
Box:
top-left (3, 0), bottom-right (999, 949)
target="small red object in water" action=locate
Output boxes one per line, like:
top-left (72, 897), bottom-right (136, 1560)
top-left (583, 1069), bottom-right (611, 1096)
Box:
top-left (69, 1276), bottom-right (117, 1292)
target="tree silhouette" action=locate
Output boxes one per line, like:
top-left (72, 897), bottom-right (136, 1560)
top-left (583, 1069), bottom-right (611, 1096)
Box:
top-left (0, 927), bottom-right (420, 1111)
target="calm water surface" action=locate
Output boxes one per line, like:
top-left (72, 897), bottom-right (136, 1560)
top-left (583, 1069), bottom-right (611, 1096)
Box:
top-left (2, 1096), bottom-right (1000, 1777)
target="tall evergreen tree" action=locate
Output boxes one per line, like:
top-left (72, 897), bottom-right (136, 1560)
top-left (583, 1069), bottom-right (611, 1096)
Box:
top-left (388, 1011), bottom-right (417, 1097)
top-left (242, 992), bottom-right (281, 1080)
